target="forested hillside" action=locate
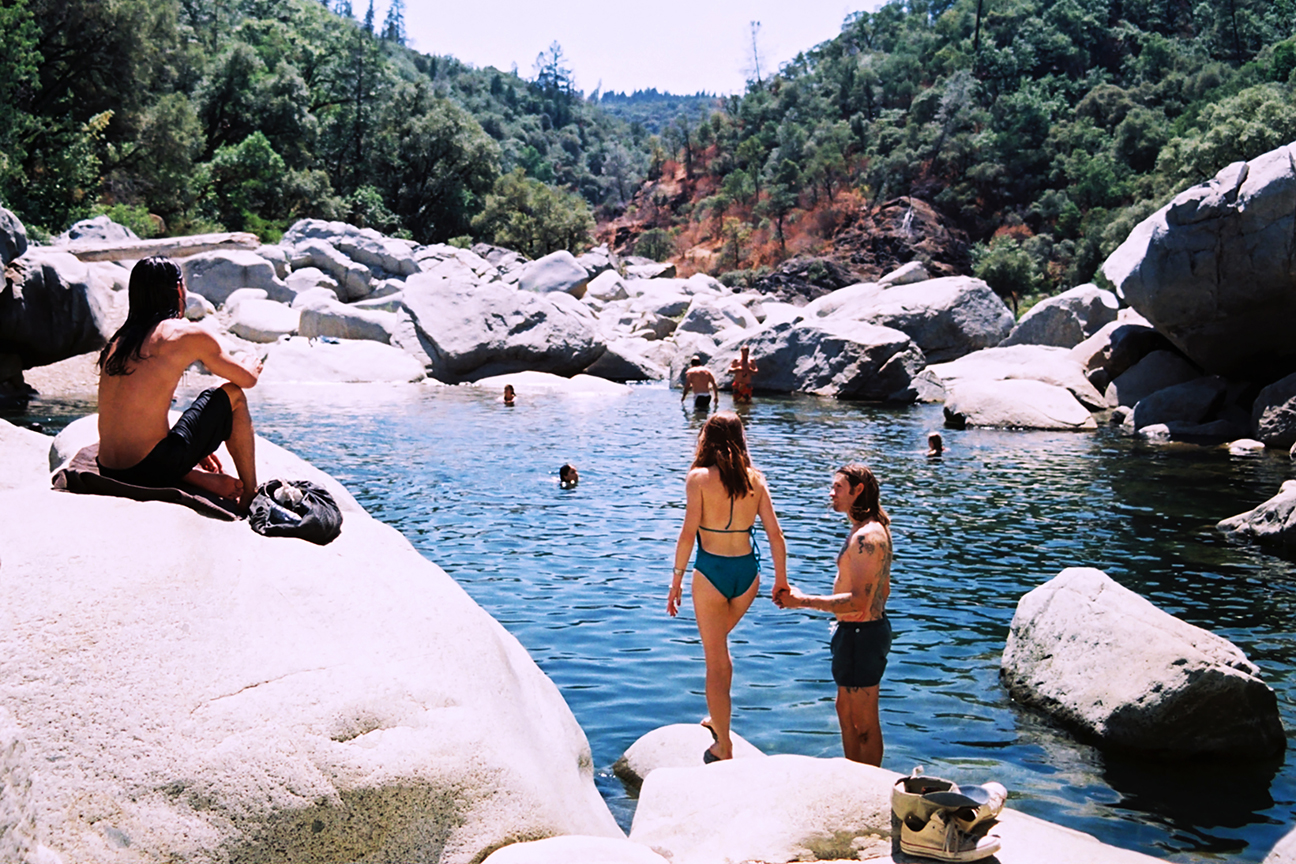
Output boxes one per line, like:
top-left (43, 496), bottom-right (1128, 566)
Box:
top-left (0, 0), bottom-right (651, 250)
top-left (3, 0), bottom-right (1296, 302)
top-left (618, 0), bottom-right (1296, 299)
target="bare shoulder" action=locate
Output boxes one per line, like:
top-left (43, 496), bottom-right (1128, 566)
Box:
top-left (848, 522), bottom-right (891, 560)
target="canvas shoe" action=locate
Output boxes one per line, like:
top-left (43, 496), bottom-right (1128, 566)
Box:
top-left (899, 805), bottom-right (1003, 862)
top-left (891, 767), bottom-right (959, 825)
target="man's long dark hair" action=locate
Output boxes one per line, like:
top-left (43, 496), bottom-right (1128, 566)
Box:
top-left (692, 411), bottom-right (757, 499)
top-left (837, 463), bottom-right (890, 528)
top-left (98, 257), bottom-right (184, 377)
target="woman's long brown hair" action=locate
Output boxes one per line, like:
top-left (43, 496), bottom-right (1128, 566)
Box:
top-left (692, 412), bottom-right (756, 499)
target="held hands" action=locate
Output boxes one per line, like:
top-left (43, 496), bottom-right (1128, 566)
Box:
top-left (772, 582), bottom-right (807, 609)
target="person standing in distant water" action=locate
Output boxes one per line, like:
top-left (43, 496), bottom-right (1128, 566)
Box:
top-left (927, 432), bottom-right (943, 458)
top-left (670, 412), bottom-right (788, 763)
top-left (775, 464), bottom-right (892, 765)
top-left (681, 356), bottom-right (719, 412)
top-left (96, 256), bottom-right (261, 510)
top-left (502, 384), bottom-right (515, 406)
top-left (728, 345), bottom-right (758, 404)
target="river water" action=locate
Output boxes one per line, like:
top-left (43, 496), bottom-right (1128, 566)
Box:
top-left (15, 381), bottom-right (1296, 861)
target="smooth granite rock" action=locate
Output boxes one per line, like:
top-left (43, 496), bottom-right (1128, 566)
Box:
top-left (944, 378), bottom-right (1098, 431)
top-left (1130, 375), bottom-right (1227, 431)
top-left (581, 339), bottom-right (666, 381)
top-left (802, 276), bottom-right (1015, 363)
top-left (1104, 350), bottom-right (1201, 408)
top-left (0, 418), bottom-right (52, 490)
top-left (1252, 372), bottom-right (1296, 448)
top-left (1001, 567), bottom-right (1284, 757)
top-left (182, 250), bottom-right (293, 306)
top-left (518, 250), bottom-right (590, 298)
top-left (1263, 824), bottom-right (1296, 864)
top-left (482, 836), bottom-right (667, 864)
top-left (1218, 480), bottom-right (1296, 553)
top-left (285, 239), bottom-right (373, 301)
top-left (0, 205), bottom-right (29, 265)
top-left (54, 214), bottom-right (138, 246)
top-left (227, 299), bottom-right (299, 343)
top-left (707, 320), bottom-right (924, 401)
top-left (612, 724), bottom-right (765, 791)
top-left (282, 219), bottom-right (418, 277)
top-left (919, 344), bottom-right (1106, 410)
top-left (0, 248), bottom-right (112, 368)
top-left (1, 428), bottom-right (620, 864)
top-left (878, 260), bottom-right (930, 286)
top-left (676, 294), bottom-right (760, 337)
top-left (259, 336), bottom-right (425, 384)
top-left (1229, 438), bottom-right (1267, 456)
top-left (298, 298), bottom-right (398, 344)
top-left (1000, 284), bottom-right (1119, 348)
top-left (401, 275), bottom-right (603, 382)
top-left (1102, 143), bottom-right (1296, 376)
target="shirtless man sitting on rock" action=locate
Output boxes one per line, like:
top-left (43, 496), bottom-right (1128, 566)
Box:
top-left (96, 256), bottom-right (261, 510)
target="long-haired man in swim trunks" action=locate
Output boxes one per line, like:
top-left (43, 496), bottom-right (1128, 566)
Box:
top-left (96, 256), bottom-right (261, 510)
top-left (669, 412), bottom-right (788, 762)
top-left (775, 464), bottom-right (892, 765)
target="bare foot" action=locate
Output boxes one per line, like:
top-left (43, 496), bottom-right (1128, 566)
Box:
top-left (700, 717), bottom-right (732, 760)
top-left (184, 469), bottom-right (243, 502)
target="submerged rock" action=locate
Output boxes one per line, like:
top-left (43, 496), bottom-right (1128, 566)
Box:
top-left (1, 426), bottom-right (620, 863)
top-left (1001, 568), bottom-right (1284, 758)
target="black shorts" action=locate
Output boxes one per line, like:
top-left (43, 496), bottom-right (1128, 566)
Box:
top-left (693, 394), bottom-right (712, 410)
top-left (831, 616), bottom-right (892, 689)
top-left (98, 388), bottom-right (233, 488)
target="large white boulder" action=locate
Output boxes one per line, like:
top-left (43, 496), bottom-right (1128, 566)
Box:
top-left (801, 276), bottom-right (1015, 362)
top-left (182, 250), bottom-right (292, 306)
top-left (707, 319), bottom-right (925, 401)
top-left (612, 724), bottom-right (764, 791)
top-left (282, 219), bottom-right (418, 277)
top-left (629, 756), bottom-right (893, 864)
top-left (676, 294), bottom-right (760, 336)
top-left (286, 239), bottom-right (373, 301)
top-left (227, 299), bottom-right (300, 343)
top-left (259, 336), bottom-right (425, 384)
top-left (483, 836), bottom-right (667, 864)
top-left (518, 250), bottom-right (590, 298)
top-left (918, 344), bottom-right (1106, 410)
top-left (1218, 479), bottom-right (1296, 553)
top-left (581, 339), bottom-right (667, 381)
top-left (1000, 284), bottom-right (1119, 348)
top-left (0, 248), bottom-right (113, 368)
top-left (0, 419), bottom-right (52, 490)
top-left (53, 214), bottom-right (138, 245)
top-left (285, 266), bottom-right (340, 297)
top-left (1264, 825), bottom-right (1296, 864)
top-left (298, 298), bottom-right (399, 344)
top-left (1001, 568), bottom-right (1284, 757)
top-left (401, 275), bottom-right (604, 382)
top-left (584, 270), bottom-right (629, 304)
top-left (944, 378), bottom-right (1097, 430)
top-left (1102, 143), bottom-right (1296, 376)
top-left (0, 435), bottom-right (620, 863)
top-left (1252, 371), bottom-right (1296, 448)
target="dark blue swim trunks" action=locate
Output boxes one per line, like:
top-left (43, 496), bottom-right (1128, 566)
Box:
top-left (97, 387), bottom-right (233, 488)
top-left (831, 616), bottom-right (892, 689)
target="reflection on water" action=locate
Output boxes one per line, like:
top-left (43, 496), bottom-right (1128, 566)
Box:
top-left (11, 382), bottom-right (1296, 861)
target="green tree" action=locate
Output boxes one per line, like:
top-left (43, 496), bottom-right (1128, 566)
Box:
top-left (972, 235), bottom-right (1042, 311)
top-left (471, 168), bottom-right (593, 257)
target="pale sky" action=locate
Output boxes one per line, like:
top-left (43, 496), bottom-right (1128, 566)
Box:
top-left (382, 0), bottom-right (886, 96)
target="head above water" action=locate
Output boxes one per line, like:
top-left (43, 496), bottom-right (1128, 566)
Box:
top-left (927, 431), bottom-right (943, 455)
top-left (560, 463), bottom-right (578, 484)
top-left (97, 256), bottom-right (185, 377)
top-left (692, 411), bottom-right (755, 499)
top-left (834, 463), bottom-right (890, 528)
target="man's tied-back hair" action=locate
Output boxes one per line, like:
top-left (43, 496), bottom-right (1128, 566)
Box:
top-left (98, 257), bottom-right (184, 377)
top-left (837, 463), bottom-right (889, 528)
top-left (692, 411), bottom-right (756, 500)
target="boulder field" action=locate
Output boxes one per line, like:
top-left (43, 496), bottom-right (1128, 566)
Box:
top-left (0, 419), bottom-right (620, 864)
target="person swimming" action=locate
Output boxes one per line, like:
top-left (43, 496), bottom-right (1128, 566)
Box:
top-left (559, 463), bottom-right (579, 487)
top-left (669, 412), bottom-right (788, 763)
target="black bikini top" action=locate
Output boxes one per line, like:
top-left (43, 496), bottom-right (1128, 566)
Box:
top-left (698, 496), bottom-right (755, 535)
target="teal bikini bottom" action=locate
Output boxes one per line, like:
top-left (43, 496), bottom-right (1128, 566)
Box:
top-left (694, 532), bottom-right (761, 599)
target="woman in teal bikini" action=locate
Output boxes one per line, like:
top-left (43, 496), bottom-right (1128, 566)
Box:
top-left (669, 412), bottom-right (788, 762)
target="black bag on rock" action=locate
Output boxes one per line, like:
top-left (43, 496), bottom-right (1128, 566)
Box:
top-left (248, 479), bottom-right (343, 545)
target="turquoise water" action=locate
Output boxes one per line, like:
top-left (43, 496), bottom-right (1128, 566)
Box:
top-left (14, 382), bottom-right (1296, 860)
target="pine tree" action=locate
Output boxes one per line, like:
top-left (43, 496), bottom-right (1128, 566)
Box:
top-left (381, 0), bottom-right (405, 44)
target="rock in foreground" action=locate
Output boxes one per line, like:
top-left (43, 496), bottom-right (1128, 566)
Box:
top-left (0, 433), bottom-right (618, 863)
top-left (612, 723), bottom-right (764, 791)
top-left (1001, 568), bottom-right (1284, 758)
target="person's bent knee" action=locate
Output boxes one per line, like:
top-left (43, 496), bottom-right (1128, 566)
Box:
top-left (219, 382), bottom-right (247, 411)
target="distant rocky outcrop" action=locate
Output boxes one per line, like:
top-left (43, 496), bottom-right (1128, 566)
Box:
top-left (1, 419), bottom-right (620, 864)
top-left (1001, 567), bottom-right (1285, 758)
top-left (1103, 141), bottom-right (1296, 379)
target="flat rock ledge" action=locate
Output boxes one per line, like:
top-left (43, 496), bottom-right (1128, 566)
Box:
top-left (1001, 568), bottom-right (1284, 758)
top-left (1218, 480), bottom-right (1296, 554)
top-left (0, 419), bottom-right (619, 864)
top-left (622, 752), bottom-right (1160, 864)
top-left (611, 722), bottom-right (765, 791)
